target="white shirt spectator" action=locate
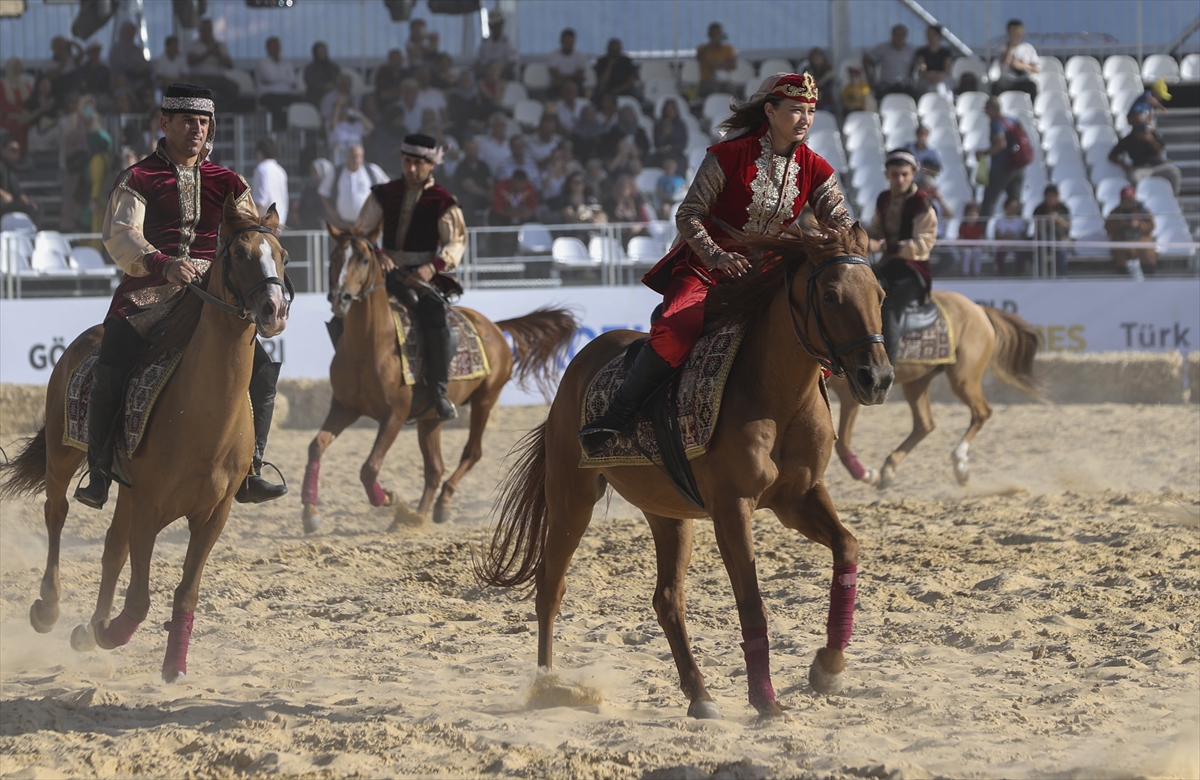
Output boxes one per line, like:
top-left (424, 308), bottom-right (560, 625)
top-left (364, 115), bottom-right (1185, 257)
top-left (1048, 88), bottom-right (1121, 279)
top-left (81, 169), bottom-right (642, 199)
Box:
top-left (319, 162), bottom-right (389, 223)
top-left (525, 132), bottom-right (563, 166)
top-left (252, 157), bottom-right (290, 227)
top-left (187, 37), bottom-right (232, 77)
top-left (153, 52), bottom-right (188, 84)
top-left (328, 119), bottom-right (368, 166)
top-left (476, 35), bottom-right (516, 72)
top-left (546, 49), bottom-right (590, 82)
top-left (475, 132), bottom-right (512, 177)
top-left (868, 41), bottom-right (917, 85)
top-left (255, 56), bottom-right (297, 95)
top-left (414, 87), bottom-right (448, 121)
top-left (1001, 42), bottom-right (1039, 79)
top-left (320, 89), bottom-right (359, 121)
top-left (555, 98), bottom-right (587, 133)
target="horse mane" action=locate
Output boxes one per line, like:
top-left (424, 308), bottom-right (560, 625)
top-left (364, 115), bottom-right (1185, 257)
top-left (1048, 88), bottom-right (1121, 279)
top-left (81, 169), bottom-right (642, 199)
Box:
top-left (706, 223), bottom-right (859, 328)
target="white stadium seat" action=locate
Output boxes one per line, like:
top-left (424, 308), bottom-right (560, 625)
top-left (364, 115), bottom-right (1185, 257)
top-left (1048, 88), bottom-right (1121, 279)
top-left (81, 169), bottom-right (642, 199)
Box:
top-left (522, 62), bottom-right (551, 91)
top-left (917, 91), bottom-right (953, 117)
top-left (1039, 56), bottom-right (1065, 75)
top-left (1106, 71), bottom-right (1143, 99)
top-left (1072, 90), bottom-right (1110, 115)
top-left (286, 102), bottom-right (322, 130)
top-left (1081, 124), bottom-right (1118, 150)
top-left (500, 81), bottom-right (528, 110)
top-left (701, 93), bottom-right (734, 122)
top-left (635, 167), bottom-right (664, 196)
top-left (1182, 54), bottom-right (1200, 81)
top-left (512, 99), bottom-right (544, 129)
top-left (1034, 72), bottom-right (1069, 95)
top-left (1043, 124), bottom-right (1081, 151)
top-left (640, 60), bottom-right (675, 83)
top-left (551, 237), bottom-right (595, 266)
top-left (1102, 55), bottom-right (1140, 80)
top-left (1065, 56), bottom-right (1102, 79)
top-left (1095, 177), bottom-right (1128, 211)
top-left (31, 231), bottom-right (76, 275)
top-left (757, 58), bottom-right (794, 78)
top-left (1068, 71), bottom-right (1106, 98)
top-left (517, 224), bottom-right (553, 255)
top-left (1035, 90), bottom-right (1072, 117)
top-left (843, 111), bottom-right (881, 134)
top-left (998, 91), bottom-right (1034, 115)
top-left (1038, 108), bottom-right (1074, 133)
top-left (1075, 109), bottom-right (1113, 129)
top-left (880, 93), bottom-right (917, 115)
top-left (1141, 54), bottom-right (1180, 84)
top-left (679, 60), bottom-right (701, 86)
top-left (955, 90), bottom-right (990, 118)
top-left (1056, 177), bottom-right (1094, 202)
top-left (951, 57), bottom-right (987, 85)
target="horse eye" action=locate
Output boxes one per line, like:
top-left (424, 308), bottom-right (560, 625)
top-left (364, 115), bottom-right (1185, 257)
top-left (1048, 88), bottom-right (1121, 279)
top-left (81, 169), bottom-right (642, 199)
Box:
top-left (822, 290), bottom-right (837, 304)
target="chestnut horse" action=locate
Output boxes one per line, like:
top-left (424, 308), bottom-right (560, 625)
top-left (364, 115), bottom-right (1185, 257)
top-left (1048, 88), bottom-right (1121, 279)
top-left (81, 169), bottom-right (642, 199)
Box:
top-left (479, 224), bottom-right (894, 719)
top-left (0, 195), bottom-right (291, 682)
top-left (300, 223), bottom-right (577, 532)
top-left (827, 293), bottom-right (1040, 489)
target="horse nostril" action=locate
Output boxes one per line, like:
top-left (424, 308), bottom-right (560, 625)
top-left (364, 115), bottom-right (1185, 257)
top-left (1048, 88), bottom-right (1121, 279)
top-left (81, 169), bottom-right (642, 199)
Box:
top-left (262, 301), bottom-right (276, 319)
top-left (856, 366), bottom-right (874, 389)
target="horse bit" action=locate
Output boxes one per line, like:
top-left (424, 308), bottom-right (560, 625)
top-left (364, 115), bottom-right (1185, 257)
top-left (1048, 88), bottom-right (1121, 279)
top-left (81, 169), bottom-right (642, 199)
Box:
top-left (188, 224), bottom-right (295, 319)
top-left (785, 254), bottom-right (884, 377)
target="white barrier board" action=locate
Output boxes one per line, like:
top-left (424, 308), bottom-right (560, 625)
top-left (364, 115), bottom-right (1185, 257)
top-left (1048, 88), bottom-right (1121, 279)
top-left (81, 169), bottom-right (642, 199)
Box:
top-left (2, 279), bottom-right (1196, 406)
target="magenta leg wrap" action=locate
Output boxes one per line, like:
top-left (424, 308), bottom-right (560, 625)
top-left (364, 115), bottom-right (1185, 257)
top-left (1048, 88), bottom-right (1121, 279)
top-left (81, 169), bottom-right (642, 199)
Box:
top-left (826, 564), bottom-right (858, 650)
top-left (162, 611), bottom-right (194, 679)
top-left (839, 451), bottom-right (867, 481)
top-left (366, 481), bottom-right (388, 507)
top-left (99, 611), bottom-right (141, 647)
top-left (740, 625), bottom-right (776, 710)
top-left (302, 461), bottom-right (320, 505)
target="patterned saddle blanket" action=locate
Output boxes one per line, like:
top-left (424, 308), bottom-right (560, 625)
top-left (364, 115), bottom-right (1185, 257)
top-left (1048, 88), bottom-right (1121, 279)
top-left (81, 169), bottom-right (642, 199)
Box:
top-left (390, 299), bottom-right (490, 386)
top-left (579, 322), bottom-right (746, 468)
top-left (895, 297), bottom-right (955, 365)
top-left (64, 347), bottom-right (185, 456)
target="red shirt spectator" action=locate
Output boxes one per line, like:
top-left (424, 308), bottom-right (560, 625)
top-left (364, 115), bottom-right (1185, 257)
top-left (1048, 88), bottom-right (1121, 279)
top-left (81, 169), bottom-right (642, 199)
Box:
top-left (490, 169), bottom-right (537, 224)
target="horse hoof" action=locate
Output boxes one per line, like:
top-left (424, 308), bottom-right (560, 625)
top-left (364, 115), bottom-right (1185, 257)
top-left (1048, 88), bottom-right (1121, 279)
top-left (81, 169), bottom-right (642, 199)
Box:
top-left (302, 504), bottom-right (322, 534)
top-left (808, 656), bottom-right (845, 695)
top-left (432, 503), bottom-right (451, 524)
top-left (877, 467), bottom-right (895, 491)
top-left (687, 699), bottom-right (721, 720)
top-left (30, 600), bottom-right (59, 633)
top-left (864, 467), bottom-right (880, 486)
top-left (953, 461), bottom-right (970, 486)
top-left (388, 502), bottom-right (427, 532)
top-left (162, 670), bottom-right (187, 684)
top-left (70, 623), bottom-right (97, 652)
top-left (756, 700), bottom-right (786, 719)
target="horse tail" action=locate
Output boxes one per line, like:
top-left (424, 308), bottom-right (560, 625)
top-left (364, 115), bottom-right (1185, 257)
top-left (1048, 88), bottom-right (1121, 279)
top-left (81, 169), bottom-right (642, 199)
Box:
top-left (475, 421), bottom-right (549, 590)
top-left (496, 308), bottom-right (578, 399)
top-left (0, 425), bottom-right (48, 500)
top-left (984, 307), bottom-right (1044, 400)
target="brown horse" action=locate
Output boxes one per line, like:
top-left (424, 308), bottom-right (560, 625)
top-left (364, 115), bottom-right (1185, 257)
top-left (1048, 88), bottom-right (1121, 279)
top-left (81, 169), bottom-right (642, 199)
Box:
top-left (828, 293), bottom-right (1040, 489)
top-left (479, 224), bottom-right (894, 719)
top-left (300, 223), bottom-right (577, 532)
top-left (0, 195), bottom-right (291, 682)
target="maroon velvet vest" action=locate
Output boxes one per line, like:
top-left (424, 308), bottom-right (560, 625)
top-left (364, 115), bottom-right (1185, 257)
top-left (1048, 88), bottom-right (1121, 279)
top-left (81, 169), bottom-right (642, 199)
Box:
top-left (108, 144), bottom-right (249, 319)
top-left (875, 187), bottom-right (933, 291)
top-left (372, 179), bottom-right (459, 257)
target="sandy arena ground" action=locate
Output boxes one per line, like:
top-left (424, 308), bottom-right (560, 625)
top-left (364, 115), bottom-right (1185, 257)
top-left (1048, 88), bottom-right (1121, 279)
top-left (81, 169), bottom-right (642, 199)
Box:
top-left (1, 399), bottom-right (1198, 780)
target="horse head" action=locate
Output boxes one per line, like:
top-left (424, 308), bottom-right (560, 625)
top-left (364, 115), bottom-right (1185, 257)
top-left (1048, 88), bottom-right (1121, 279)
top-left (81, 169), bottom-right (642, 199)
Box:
top-left (220, 194), bottom-right (292, 338)
top-left (326, 221), bottom-right (384, 318)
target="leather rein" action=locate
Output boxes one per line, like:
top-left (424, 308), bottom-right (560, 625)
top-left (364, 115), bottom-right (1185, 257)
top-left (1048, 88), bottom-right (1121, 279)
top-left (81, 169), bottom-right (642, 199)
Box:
top-left (188, 224), bottom-right (295, 319)
top-left (785, 254), bottom-right (884, 377)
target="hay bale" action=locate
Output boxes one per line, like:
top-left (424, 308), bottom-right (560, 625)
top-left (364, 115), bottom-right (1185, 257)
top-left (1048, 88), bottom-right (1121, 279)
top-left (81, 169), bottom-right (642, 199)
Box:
top-left (1189, 352), bottom-right (1199, 405)
top-left (1, 385), bottom-right (47, 439)
top-left (276, 378), bottom-right (332, 429)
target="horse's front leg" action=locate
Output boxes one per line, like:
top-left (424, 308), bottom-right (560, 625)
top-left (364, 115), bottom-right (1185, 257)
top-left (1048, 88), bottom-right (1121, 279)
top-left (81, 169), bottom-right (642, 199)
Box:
top-left (414, 417), bottom-right (445, 518)
top-left (73, 490), bottom-right (132, 652)
top-left (776, 482), bottom-right (860, 695)
top-left (361, 411), bottom-right (404, 509)
top-left (711, 497), bottom-right (783, 718)
top-left (302, 399), bottom-right (359, 533)
top-left (161, 499), bottom-right (233, 683)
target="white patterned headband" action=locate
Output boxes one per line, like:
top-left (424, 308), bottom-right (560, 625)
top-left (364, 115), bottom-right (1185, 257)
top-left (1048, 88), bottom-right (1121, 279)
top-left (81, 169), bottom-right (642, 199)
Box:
top-left (400, 142), bottom-right (444, 165)
top-left (162, 96), bottom-right (215, 115)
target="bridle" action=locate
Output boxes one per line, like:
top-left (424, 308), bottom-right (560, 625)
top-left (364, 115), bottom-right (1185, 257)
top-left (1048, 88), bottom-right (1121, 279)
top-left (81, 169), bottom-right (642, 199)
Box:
top-left (327, 234), bottom-right (386, 305)
top-left (189, 224), bottom-right (294, 319)
top-left (785, 254), bottom-right (884, 377)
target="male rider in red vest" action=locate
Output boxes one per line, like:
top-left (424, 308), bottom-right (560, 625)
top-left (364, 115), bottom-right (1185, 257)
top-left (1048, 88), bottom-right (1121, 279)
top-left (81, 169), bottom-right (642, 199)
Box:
top-left (351, 133), bottom-right (467, 420)
top-left (78, 83), bottom-right (287, 509)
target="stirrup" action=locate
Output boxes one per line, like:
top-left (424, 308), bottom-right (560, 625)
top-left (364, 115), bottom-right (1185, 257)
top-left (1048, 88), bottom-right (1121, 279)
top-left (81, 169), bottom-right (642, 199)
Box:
top-left (73, 469), bottom-right (110, 510)
top-left (234, 461), bottom-right (288, 504)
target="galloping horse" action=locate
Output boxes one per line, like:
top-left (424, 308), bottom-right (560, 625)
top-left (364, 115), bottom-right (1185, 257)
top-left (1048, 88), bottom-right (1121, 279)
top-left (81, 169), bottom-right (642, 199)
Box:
top-left (828, 293), bottom-right (1040, 489)
top-left (0, 195), bottom-right (291, 682)
top-left (301, 223), bottom-right (577, 532)
top-left (479, 224), bottom-right (893, 719)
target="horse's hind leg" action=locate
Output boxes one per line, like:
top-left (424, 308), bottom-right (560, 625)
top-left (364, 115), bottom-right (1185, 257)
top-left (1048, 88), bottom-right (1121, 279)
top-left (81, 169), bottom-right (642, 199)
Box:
top-left (944, 364), bottom-right (993, 486)
top-left (414, 417), bottom-right (445, 519)
top-left (645, 513), bottom-right (719, 720)
top-left (73, 490), bottom-right (133, 651)
top-left (433, 385), bottom-right (497, 524)
top-left (833, 395), bottom-right (877, 485)
top-left (31, 452), bottom-right (83, 633)
top-left (161, 501), bottom-right (232, 683)
top-left (301, 399), bottom-right (359, 533)
top-left (878, 372), bottom-right (938, 490)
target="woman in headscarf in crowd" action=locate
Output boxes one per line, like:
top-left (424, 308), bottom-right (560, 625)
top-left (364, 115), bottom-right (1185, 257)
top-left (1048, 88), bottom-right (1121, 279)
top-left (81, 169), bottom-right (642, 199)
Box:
top-left (652, 97), bottom-right (689, 169)
top-left (1, 58), bottom-right (34, 149)
top-left (804, 48), bottom-right (838, 114)
top-left (60, 93), bottom-right (100, 231)
top-left (603, 173), bottom-right (654, 239)
top-left (78, 127), bottom-right (112, 234)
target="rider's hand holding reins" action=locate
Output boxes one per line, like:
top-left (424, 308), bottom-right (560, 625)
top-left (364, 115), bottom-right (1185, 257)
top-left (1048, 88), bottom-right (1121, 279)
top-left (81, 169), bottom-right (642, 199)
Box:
top-left (403, 262), bottom-right (437, 287)
top-left (712, 250), bottom-right (750, 279)
top-left (164, 257), bottom-right (199, 286)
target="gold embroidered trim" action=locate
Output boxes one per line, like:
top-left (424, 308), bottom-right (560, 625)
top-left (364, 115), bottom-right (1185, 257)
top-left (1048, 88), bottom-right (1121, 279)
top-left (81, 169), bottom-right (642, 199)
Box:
top-left (116, 170), bottom-right (146, 204)
top-left (234, 174), bottom-right (252, 206)
top-left (810, 174), bottom-right (853, 228)
top-left (675, 152), bottom-right (727, 266)
top-left (774, 74), bottom-right (818, 102)
top-left (746, 134), bottom-right (800, 237)
top-left (176, 165), bottom-right (200, 258)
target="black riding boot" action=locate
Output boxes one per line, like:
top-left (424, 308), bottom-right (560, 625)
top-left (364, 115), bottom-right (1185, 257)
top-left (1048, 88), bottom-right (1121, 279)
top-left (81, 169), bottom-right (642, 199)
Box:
top-left (881, 303), bottom-right (904, 363)
top-left (423, 323), bottom-right (458, 420)
top-left (74, 364), bottom-right (128, 509)
top-left (235, 351), bottom-right (288, 504)
top-left (578, 344), bottom-right (675, 457)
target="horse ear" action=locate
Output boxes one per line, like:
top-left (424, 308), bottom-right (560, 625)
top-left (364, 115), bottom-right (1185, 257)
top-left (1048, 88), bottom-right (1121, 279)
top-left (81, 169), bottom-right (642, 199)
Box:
top-left (261, 203), bottom-right (281, 235)
top-left (365, 220), bottom-right (383, 244)
top-left (222, 192), bottom-right (240, 221)
top-left (327, 221), bottom-right (344, 239)
top-left (850, 221), bottom-right (870, 255)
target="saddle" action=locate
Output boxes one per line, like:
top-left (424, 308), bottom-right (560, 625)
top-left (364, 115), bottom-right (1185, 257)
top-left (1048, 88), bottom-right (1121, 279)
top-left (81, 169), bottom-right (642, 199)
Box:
top-left (894, 297), bottom-right (955, 365)
top-left (388, 298), bottom-right (491, 387)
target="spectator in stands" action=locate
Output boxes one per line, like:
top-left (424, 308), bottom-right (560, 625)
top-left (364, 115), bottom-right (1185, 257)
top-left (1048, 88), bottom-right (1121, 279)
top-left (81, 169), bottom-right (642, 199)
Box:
top-left (153, 36), bottom-right (188, 89)
top-left (119, 145), bottom-right (139, 170)
top-left (804, 48), bottom-right (838, 114)
top-left (447, 71), bottom-right (486, 138)
top-left (417, 109), bottom-right (460, 179)
top-left (394, 78), bottom-right (424, 133)
top-left (596, 93), bottom-right (620, 131)
top-left (497, 135), bottom-right (541, 190)
top-left (696, 22), bottom-right (737, 97)
top-left (490, 167), bottom-right (537, 232)
top-left (366, 105), bottom-right (407, 170)
top-left (571, 103), bottom-right (607, 161)
top-left (605, 135), bottom-right (642, 179)
top-left (328, 93), bottom-right (375, 166)
top-left (651, 97), bottom-right (688, 169)
top-left (547, 28), bottom-right (589, 96)
top-left (957, 201), bottom-right (986, 276)
top-left (956, 71), bottom-right (980, 95)
top-left (526, 112), bottom-right (564, 167)
top-left (840, 66), bottom-right (873, 114)
top-left (318, 142), bottom-right (387, 228)
top-left (655, 157), bottom-right (686, 219)
top-left (252, 137), bottom-right (289, 227)
top-left (109, 22), bottom-right (151, 95)
top-left (864, 24), bottom-right (917, 100)
top-left (296, 156), bottom-right (331, 230)
top-left (60, 92), bottom-right (98, 232)
top-left (0, 136), bottom-right (40, 223)
top-left (1109, 122), bottom-right (1183, 197)
top-left (593, 39), bottom-right (639, 103)
top-left (476, 11), bottom-right (516, 79)
top-left (992, 19), bottom-right (1039, 98)
top-left (76, 127), bottom-right (111, 233)
top-left (21, 76), bottom-right (61, 153)
top-left (452, 138), bottom-right (493, 225)
top-left (977, 97), bottom-right (1028, 217)
top-left (477, 60), bottom-right (508, 115)
top-left (475, 112), bottom-right (512, 176)
top-left (304, 42), bottom-right (340, 106)
top-left (550, 170), bottom-right (606, 226)
top-left (413, 65), bottom-right (449, 126)
top-left (604, 173), bottom-right (653, 239)
top-left (48, 36), bottom-right (84, 101)
top-left (406, 18), bottom-right (440, 67)
top-left (78, 43), bottom-right (112, 102)
top-left (1105, 185), bottom-right (1156, 276)
top-left (992, 197), bottom-right (1030, 276)
top-left (915, 24), bottom-right (955, 98)
top-left (255, 37), bottom-right (300, 128)
top-left (555, 78), bottom-right (587, 133)
top-left (916, 173), bottom-right (951, 236)
top-left (1032, 184), bottom-right (1071, 276)
top-left (585, 157), bottom-right (610, 200)
top-left (539, 143), bottom-right (578, 202)
top-left (1, 59), bottom-right (34, 149)
top-left (603, 106), bottom-right (650, 160)
top-left (431, 53), bottom-right (457, 91)
top-left (187, 19), bottom-right (238, 105)
top-left (906, 125), bottom-right (942, 175)
top-left (1126, 82), bottom-right (1168, 128)
top-left (321, 73), bottom-right (357, 122)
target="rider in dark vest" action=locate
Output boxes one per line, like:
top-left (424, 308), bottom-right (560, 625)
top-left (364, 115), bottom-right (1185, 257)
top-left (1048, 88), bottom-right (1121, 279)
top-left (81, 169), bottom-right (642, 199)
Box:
top-left (867, 149), bottom-right (938, 360)
top-left (78, 83), bottom-right (286, 509)
top-left (350, 133), bottom-right (467, 420)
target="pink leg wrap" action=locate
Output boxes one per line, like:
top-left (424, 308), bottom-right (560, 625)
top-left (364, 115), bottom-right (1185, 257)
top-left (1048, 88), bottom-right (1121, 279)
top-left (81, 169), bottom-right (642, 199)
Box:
top-left (162, 611), bottom-right (194, 679)
top-left (740, 625), bottom-right (776, 710)
top-left (839, 451), bottom-right (868, 481)
top-left (826, 564), bottom-right (858, 650)
top-left (366, 481), bottom-right (388, 507)
top-left (100, 611), bottom-right (141, 647)
top-left (302, 461), bottom-right (320, 505)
